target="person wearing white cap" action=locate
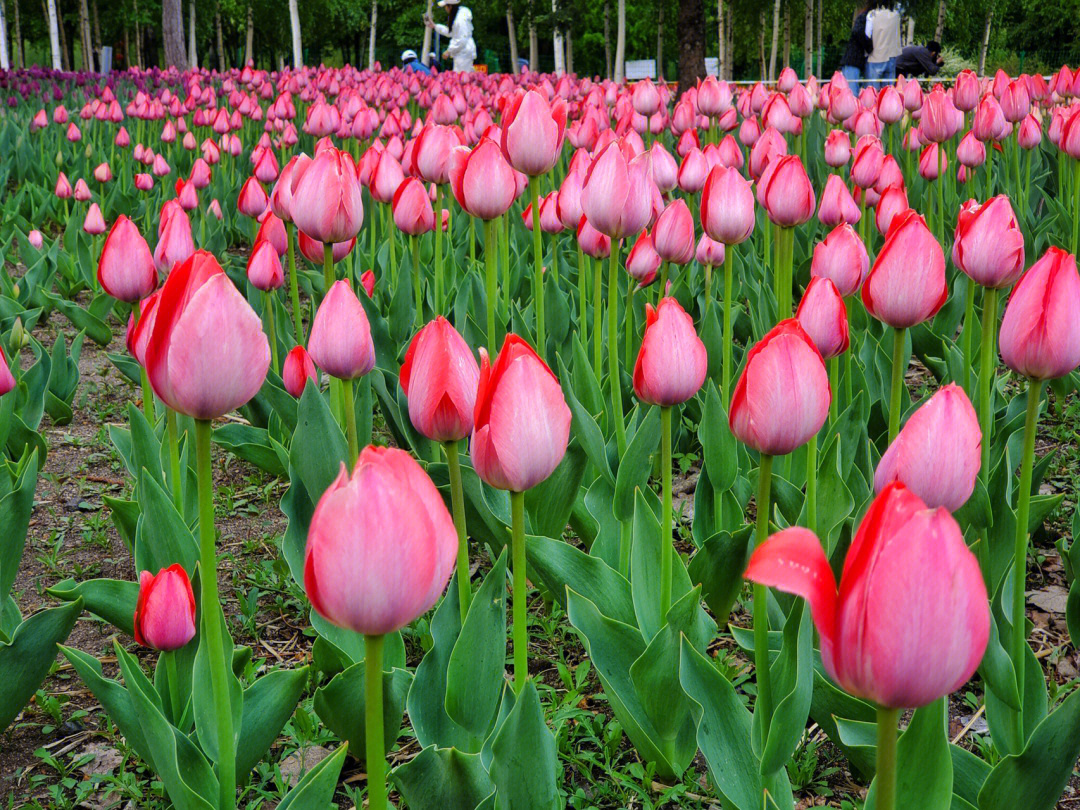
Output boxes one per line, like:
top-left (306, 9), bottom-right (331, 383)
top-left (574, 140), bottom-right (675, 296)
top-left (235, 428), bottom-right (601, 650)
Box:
top-left (424, 0), bottom-right (475, 73)
top-left (401, 49), bottom-right (432, 75)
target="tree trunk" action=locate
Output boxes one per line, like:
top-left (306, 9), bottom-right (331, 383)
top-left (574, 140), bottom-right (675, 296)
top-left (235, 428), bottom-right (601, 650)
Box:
top-left (726, 4), bottom-right (733, 79)
top-left (783, 2), bottom-right (790, 69)
top-left (815, 0), bottom-right (821, 75)
top-left (566, 27), bottom-right (572, 74)
top-left (243, 1), bottom-right (252, 64)
top-left (77, 0), bottom-right (89, 70)
top-left (14, 0), bottom-right (23, 68)
top-left (803, 0), bottom-right (812, 77)
top-left (366, 0), bottom-right (375, 69)
top-left (420, 0), bottom-right (433, 65)
top-left (717, 0), bottom-right (724, 78)
top-left (977, 6), bottom-right (992, 77)
top-left (506, 2), bottom-right (517, 71)
top-left (676, 0), bottom-right (704, 92)
top-left (162, 0), bottom-right (184, 68)
top-left (552, 0), bottom-right (564, 75)
top-left (528, 21), bottom-right (537, 71)
top-left (91, 0), bottom-right (101, 63)
top-left (656, 0), bottom-right (663, 79)
top-left (134, 0), bottom-right (142, 66)
top-left (758, 10), bottom-right (766, 81)
top-left (603, 1), bottom-right (611, 80)
top-left (290, 0), bottom-right (303, 67)
top-left (123, 24), bottom-right (128, 67)
top-left (215, 6), bottom-right (224, 71)
top-left (187, 0), bottom-right (196, 67)
top-left (614, 0), bottom-right (625, 82)
top-left (767, 0), bottom-right (780, 81)
top-left (935, 0), bottom-right (947, 42)
top-left (0, 1), bottom-right (9, 70)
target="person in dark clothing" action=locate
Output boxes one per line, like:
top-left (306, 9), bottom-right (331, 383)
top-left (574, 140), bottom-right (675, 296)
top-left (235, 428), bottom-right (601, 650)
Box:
top-left (839, 2), bottom-right (874, 83)
top-left (896, 40), bottom-right (944, 77)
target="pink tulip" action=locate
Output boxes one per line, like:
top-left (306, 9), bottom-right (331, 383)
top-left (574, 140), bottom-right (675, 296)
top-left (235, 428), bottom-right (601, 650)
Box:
top-left (399, 316), bottom-right (481, 443)
top-left (93, 162), bottom-right (112, 183)
top-left (953, 70), bottom-right (980, 112)
top-left (270, 154), bottom-right (308, 223)
top-left (154, 205), bottom-right (196, 274)
top-left (135, 173), bottom-right (154, 192)
top-left (55, 172), bottom-right (73, 199)
top-left (649, 142), bottom-right (678, 193)
top-left (392, 177), bottom-right (436, 236)
top-left (471, 334), bottom-right (571, 492)
top-left (875, 185), bottom-right (909, 237)
top-left (83, 203), bottom-right (106, 236)
top-left (918, 144), bottom-right (948, 181)
top-left (133, 564), bottom-right (196, 651)
top-left (677, 148), bottom-right (709, 194)
top-left (921, 87), bottom-right (957, 143)
top-left (695, 234), bottom-right (725, 267)
top-left (581, 141), bottom-right (654, 240)
top-left (862, 210), bottom-right (947, 329)
top-left (577, 216), bottom-right (612, 260)
top-left (633, 298), bottom-right (708, 407)
top-left (247, 239), bottom-right (285, 291)
top-left (745, 483), bottom-right (989, 708)
top-left (850, 135), bottom-right (884, 189)
top-left (953, 196), bottom-right (1025, 289)
top-left (501, 89), bottom-right (568, 177)
top-left (304, 447), bottom-right (457, 636)
top-left (449, 138), bottom-right (517, 221)
top-left (98, 215), bottom-right (157, 302)
top-left (875, 383), bottom-right (981, 511)
top-left (818, 174), bottom-right (861, 228)
top-left (999, 247), bottom-right (1080, 380)
top-left (974, 96), bottom-right (1006, 142)
top-left (28, 230), bottom-right (44, 249)
top-left (291, 147), bottom-right (363, 244)
top-left (282, 345), bottom-right (318, 398)
top-left (0, 345), bottom-right (15, 397)
top-left (700, 165), bottom-right (755, 245)
top-left (298, 231), bottom-right (357, 265)
top-left (796, 276), bottom-right (850, 359)
top-left (1017, 114), bottom-right (1043, 150)
top-left (255, 211), bottom-right (288, 257)
top-left (625, 230), bottom-right (662, 287)
top-left (760, 155), bottom-right (816, 228)
top-left (237, 176), bottom-right (269, 218)
top-left (824, 129), bottom-right (852, 167)
top-left (810, 224), bottom-right (869, 298)
top-left (360, 270), bottom-right (376, 298)
top-left (139, 251), bottom-right (270, 419)
top-left (652, 200), bottom-right (695, 265)
top-left (956, 131), bottom-right (987, 168)
top-left (412, 124), bottom-right (464, 185)
top-left (308, 280), bottom-right (376, 380)
top-left (729, 319), bottom-right (830, 456)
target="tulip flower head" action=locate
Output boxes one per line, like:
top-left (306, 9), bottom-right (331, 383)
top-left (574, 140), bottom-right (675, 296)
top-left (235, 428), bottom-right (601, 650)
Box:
top-left (133, 564), bottom-right (197, 652)
top-left (633, 298), bottom-right (708, 407)
top-left (282, 345), bottom-right (319, 398)
top-left (399, 317), bottom-right (481, 443)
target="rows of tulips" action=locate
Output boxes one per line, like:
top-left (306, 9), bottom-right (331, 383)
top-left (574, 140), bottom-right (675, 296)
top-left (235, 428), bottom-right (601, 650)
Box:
top-left (2, 57), bottom-right (1080, 809)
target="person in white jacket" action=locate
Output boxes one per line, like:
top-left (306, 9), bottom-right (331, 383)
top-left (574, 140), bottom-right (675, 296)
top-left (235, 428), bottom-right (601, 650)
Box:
top-left (425, 0), bottom-right (476, 73)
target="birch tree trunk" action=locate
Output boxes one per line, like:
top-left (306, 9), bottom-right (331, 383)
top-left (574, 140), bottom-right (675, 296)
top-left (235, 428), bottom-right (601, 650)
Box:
top-left (816, 0), bottom-right (822, 75)
top-left (77, 0), bottom-right (90, 70)
top-left (603, 2), bottom-right (611, 80)
top-left (244, 1), bottom-right (252, 64)
top-left (717, 0), bottom-right (724, 78)
top-left (803, 0), bottom-right (812, 77)
top-left (552, 0), bottom-right (565, 75)
top-left (767, 0), bottom-right (780, 81)
top-left (566, 27), bottom-right (572, 74)
top-left (367, 0), bottom-right (376, 70)
top-left (726, 4), bottom-right (733, 79)
top-left (935, 0), bottom-right (947, 42)
top-left (0, 1), bottom-right (9, 71)
top-left (187, 0), bottom-right (196, 67)
top-left (162, 0), bottom-right (185, 68)
top-left (12, 0), bottom-right (21, 68)
top-left (783, 3), bottom-right (790, 69)
top-left (506, 2), bottom-right (518, 72)
top-left (290, 0), bottom-right (303, 67)
top-left (420, 0), bottom-right (433, 66)
top-left (58, 0), bottom-right (70, 70)
top-left (528, 21), bottom-right (537, 71)
top-left (614, 0), bottom-right (625, 83)
top-left (215, 6), bottom-right (224, 71)
top-left (656, 0), bottom-right (663, 79)
top-left (977, 6), bottom-right (992, 77)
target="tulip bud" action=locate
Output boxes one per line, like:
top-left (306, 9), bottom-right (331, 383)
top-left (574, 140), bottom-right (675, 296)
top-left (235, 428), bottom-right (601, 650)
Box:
top-left (237, 176), bottom-right (269, 218)
top-left (83, 203), bottom-right (107, 236)
top-left (247, 239), bottom-right (285, 291)
top-left (760, 155), bottom-right (816, 228)
top-left (98, 215), bottom-right (157, 303)
top-left (652, 200), bottom-right (695, 265)
top-left (633, 298), bottom-right (708, 407)
top-left (700, 165), bottom-right (755, 245)
top-left (399, 317), bottom-right (481, 443)
top-left (817, 174), bottom-right (861, 228)
top-left (308, 280), bottom-right (376, 380)
top-left (133, 564), bottom-right (197, 652)
top-left (0, 345), bottom-right (15, 396)
top-left (796, 276), bottom-right (849, 359)
top-left (392, 177), bottom-right (436, 236)
top-left (282, 345), bottom-right (318, 398)
top-left (291, 147), bottom-right (364, 244)
top-left (862, 210), bottom-right (947, 329)
top-left (501, 90), bottom-right (568, 177)
top-left (953, 196), bottom-right (1025, 289)
top-left (625, 230), bottom-right (661, 287)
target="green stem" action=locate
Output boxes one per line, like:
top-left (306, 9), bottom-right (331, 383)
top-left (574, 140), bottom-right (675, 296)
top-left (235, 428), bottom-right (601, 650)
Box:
top-left (828, 355), bottom-right (839, 424)
top-left (131, 303), bottom-right (156, 424)
top-left (961, 275), bottom-right (976, 395)
top-left (660, 406), bottom-right (674, 619)
top-left (364, 633), bottom-right (387, 810)
top-left (434, 186), bottom-right (444, 313)
top-left (978, 287), bottom-right (999, 490)
top-left (754, 454), bottom-right (775, 730)
top-left (986, 143), bottom-right (995, 198)
top-left (322, 243), bottom-right (334, 299)
top-left (722, 248), bottom-right (735, 404)
top-left (484, 219), bottom-right (498, 354)
top-left (412, 235), bottom-right (422, 328)
top-left (704, 264), bottom-right (712, 317)
top-left (511, 490), bottom-right (528, 693)
top-left (624, 284), bottom-right (634, 372)
top-left (807, 433), bottom-right (819, 534)
top-left (592, 254), bottom-right (603, 378)
top-left (1072, 160), bottom-right (1080, 255)
top-left (265, 290), bottom-right (279, 375)
top-left (166, 409), bottom-right (183, 512)
top-left (888, 327), bottom-right (907, 442)
top-left (529, 177), bottom-right (546, 356)
top-left (778, 227), bottom-right (794, 319)
top-left (1011, 378), bottom-right (1043, 743)
top-left (369, 198), bottom-right (377, 273)
top-left (577, 244), bottom-right (587, 350)
top-left (937, 145), bottom-right (945, 247)
top-left (164, 649), bottom-right (181, 725)
top-left (1023, 148), bottom-right (1032, 222)
top-left (444, 442), bottom-right (471, 623)
top-left (876, 706), bottom-right (900, 810)
top-left (341, 379), bottom-right (358, 468)
top-left (195, 420), bottom-right (235, 810)
top-left (501, 214), bottom-right (511, 312)
top-left (608, 246), bottom-right (628, 455)
top-left (657, 260), bottom-right (669, 304)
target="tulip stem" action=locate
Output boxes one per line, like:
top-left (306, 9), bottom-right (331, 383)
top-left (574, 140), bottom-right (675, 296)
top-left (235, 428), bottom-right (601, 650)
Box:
top-left (608, 246), bottom-right (628, 456)
top-left (658, 261), bottom-right (668, 304)
top-left (577, 244), bottom-right (588, 350)
top-left (484, 219), bottom-right (498, 354)
top-left (1072, 160), bottom-right (1080, 255)
top-left (529, 177), bottom-right (546, 357)
top-left (364, 633), bottom-right (387, 810)
top-left (341, 380), bottom-right (358, 468)
top-left (753, 454), bottom-right (775, 732)
top-left (937, 146), bottom-right (945, 247)
top-left (806, 433), bottom-right (818, 535)
top-left (510, 490), bottom-right (528, 694)
top-left (166, 409), bottom-right (183, 513)
top-left (624, 285), bottom-right (635, 372)
top-left (828, 356), bottom-right (839, 424)
top-left (875, 706), bottom-right (900, 810)
top-left (195, 419), bottom-right (236, 810)
top-left (434, 185), bottom-right (445, 313)
top-left (592, 255), bottom-right (603, 378)
top-left (977, 287), bottom-right (999, 489)
top-left (887, 327), bottom-right (907, 442)
top-left (322, 243), bottom-right (335, 299)
top-left (285, 222), bottom-right (302, 342)
top-left (264, 291), bottom-right (279, 375)
top-left (444, 441), bottom-right (472, 623)
top-left (961, 276), bottom-right (976, 396)
top-left (659, 406), bottom-right (674, 619)
top-left (501, 214), bottom-right (511, 312)
top-left (412, 235), bottom-right (422, 327)
top-left (1011, 377), bottom-right (1043, 742)
top-left (722, 248), bottom-right (735, 405)
top-left (369, 198), bottom-right (377, 273)
top-left (163, 649), bottom-right (181, 725)
top-left (703, 264), bottom-right (712, 317)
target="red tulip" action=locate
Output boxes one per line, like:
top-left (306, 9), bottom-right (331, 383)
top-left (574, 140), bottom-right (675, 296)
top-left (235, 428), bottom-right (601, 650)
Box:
top-left (817, 174), bottom-right (861, 228)
top-left (282, 345), bottom-right (318, 398)
top-left (392, 177), bottom-right (436, 236)
top-left (729, 319), bottom-right (830, 456)
top-left (247, 239), bottom-right (285, 291)
top-left (98, 215), bottom-right (157, 303)
top-left (874, 185), bottom-right (909, 237)
top-left (760, 155), bottom-right (816, 228)
top-left (581, 141), bottom-right (654, 240)
top-left (304, 447), bottom-right (457, 636)
top-left (999, 247), bottom-right (1080, 380)
top-left (747, 484), bottom-right (988, 708)
top-left (652, 200), bottom-right (695, 265)
top-left (633, 298), bottom-right (708, 406)
top-left (625, 230), bottom-right (661, 287)
top-left (501, 89), bottom-right (568, 177)
top-left (850, 135), bottom-right (884, 189)
top-left (133, 564), bottom-right (196, 652)
top-left (796, 276), bottom-right (849, 359)
top-left (308, 280), bottom-right (376, 380)
top-left (139, 251), bottom-right (270, 419)
top-left (875, 383), bottom-right (980, 511)
top-left (471, 334), bottom-right (571, 492)
top-left (700, 165), bottom-right (755, 245)
top-left (255, 211), bottom-right (288, 257)
top-left (862, 210), bottom-right (947, 329)
top-left (953, 196), bottom-right (1025, 289)
top-left (360, 270), bottom-right (376, 298)
top-left (291, 147), bottom-right (363, 244)
top-left (399, 316), bottom-right (480, 443)
top-left (577, 215), bottom-right (612, 260)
